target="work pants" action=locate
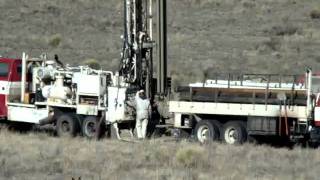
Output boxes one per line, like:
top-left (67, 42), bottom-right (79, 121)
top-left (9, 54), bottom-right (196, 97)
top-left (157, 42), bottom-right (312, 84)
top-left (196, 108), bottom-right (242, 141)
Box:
top-left (136, 118), bottom-right (148, 139)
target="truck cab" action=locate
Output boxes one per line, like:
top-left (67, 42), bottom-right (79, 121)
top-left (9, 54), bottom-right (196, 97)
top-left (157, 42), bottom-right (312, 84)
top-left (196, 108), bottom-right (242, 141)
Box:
top-left (0, 58), bottom-right (21, 119)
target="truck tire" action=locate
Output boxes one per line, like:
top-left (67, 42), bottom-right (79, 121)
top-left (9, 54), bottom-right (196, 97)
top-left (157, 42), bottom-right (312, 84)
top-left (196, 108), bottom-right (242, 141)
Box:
top-left (56, 114), bottom-right (80, 137)
top-left (222, 121), bottom-right (247, 145)
top-left (195, 120), bottom-right (219, 144)
top-left (82, 116), bottom-right (97, 139)
top-left (210, 120), bottom-right (222, 140)
top-left (7, 122), bottom-right (34, 133)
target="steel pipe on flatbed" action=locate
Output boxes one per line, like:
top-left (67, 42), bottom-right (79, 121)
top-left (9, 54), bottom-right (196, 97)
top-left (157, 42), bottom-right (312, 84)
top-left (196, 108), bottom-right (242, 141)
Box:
top-left (177, 86), bottom-right (308, 106)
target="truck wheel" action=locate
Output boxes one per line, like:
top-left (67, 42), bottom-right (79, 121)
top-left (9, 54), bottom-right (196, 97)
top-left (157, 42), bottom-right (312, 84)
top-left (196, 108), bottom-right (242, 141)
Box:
top-left (82, 116), bottom-right (97, 139)
top-left (7, 122), bottom-right (34, 133)
top-left (56, 114), bottom-right (80, 137)
top-left (210, 120), bottom-right (222, 140)
top-left (195, 120), bottom-right (219, 144)
top-left (222, 121), bottom-right (247, 145)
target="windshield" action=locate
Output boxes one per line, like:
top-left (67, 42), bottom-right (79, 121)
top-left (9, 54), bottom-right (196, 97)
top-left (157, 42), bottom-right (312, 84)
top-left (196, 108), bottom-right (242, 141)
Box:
top-left (0, 62), bottom-right (8, 77)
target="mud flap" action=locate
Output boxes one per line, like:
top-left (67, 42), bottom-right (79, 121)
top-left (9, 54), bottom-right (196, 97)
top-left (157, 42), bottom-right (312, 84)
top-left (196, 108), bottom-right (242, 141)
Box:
top-left (309, 127), bottom-right (320, 143)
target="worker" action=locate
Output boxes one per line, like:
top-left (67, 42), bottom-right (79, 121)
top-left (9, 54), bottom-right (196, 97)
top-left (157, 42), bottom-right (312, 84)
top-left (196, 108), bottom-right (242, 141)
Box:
top-left (135, 90), bottom-right (151, 139)
top-left (54, 54), bottom-right (64, 67)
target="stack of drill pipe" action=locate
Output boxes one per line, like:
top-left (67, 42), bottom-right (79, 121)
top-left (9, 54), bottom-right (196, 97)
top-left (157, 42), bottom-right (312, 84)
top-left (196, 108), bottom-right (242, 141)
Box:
top-left (177, 86), bottom-right (307, 106)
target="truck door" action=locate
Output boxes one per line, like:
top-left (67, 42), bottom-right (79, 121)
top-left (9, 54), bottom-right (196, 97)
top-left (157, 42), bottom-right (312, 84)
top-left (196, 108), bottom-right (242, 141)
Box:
top-left (0, 61), bottom-right (9, 117)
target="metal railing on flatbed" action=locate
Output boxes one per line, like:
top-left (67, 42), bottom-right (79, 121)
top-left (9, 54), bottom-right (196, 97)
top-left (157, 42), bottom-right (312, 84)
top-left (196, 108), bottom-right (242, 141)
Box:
top-left (176, 73), bottom-right (309, 106)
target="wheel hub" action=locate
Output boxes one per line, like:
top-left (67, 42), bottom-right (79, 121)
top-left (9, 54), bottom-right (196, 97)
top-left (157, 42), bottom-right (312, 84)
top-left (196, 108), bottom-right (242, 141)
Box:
top-left (85, 122), bottom-right (96, 136)
top-left (197, 126), bottom-right (210, 143)
top-left (225, 128), bottom-right (238, 144)
top-left (61, 121), bottom-right (70, 132)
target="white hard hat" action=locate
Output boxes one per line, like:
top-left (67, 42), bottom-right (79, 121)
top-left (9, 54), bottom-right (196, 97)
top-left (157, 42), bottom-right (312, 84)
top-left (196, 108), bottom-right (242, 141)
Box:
top-left (139, 90), bottom-right (144, 93)
top-left (46, 60), bottom-right (56, 65)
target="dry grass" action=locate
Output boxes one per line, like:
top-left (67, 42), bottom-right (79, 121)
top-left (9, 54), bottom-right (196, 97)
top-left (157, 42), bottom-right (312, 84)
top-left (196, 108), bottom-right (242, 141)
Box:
top-left (0, 130), bottom-right (319, 180)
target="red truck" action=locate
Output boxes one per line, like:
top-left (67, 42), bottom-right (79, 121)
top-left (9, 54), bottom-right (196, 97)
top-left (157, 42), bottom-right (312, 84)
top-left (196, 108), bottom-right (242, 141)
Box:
top-left (0, 58), bottom-right (21, 119)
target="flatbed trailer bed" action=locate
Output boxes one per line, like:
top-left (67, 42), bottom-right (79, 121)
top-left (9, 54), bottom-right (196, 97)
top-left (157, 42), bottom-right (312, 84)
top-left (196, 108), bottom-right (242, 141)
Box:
top-left (170, 101), bottom-right (308, 123)
top-left (168, 71), bottom-right (320, 145)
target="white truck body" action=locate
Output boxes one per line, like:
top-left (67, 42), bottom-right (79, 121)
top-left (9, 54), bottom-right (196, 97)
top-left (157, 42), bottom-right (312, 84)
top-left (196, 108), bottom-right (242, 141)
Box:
top-left (169, 71), bottom-right (320, 144)
top-left (170, 101), bottom-right (308, 128)
top-left (7, 103), bottom-right (48, 124)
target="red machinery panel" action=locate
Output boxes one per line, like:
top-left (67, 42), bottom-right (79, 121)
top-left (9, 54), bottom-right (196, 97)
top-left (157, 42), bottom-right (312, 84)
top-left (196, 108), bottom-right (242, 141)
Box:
top-left (0, 58), bottom-right (21, 118)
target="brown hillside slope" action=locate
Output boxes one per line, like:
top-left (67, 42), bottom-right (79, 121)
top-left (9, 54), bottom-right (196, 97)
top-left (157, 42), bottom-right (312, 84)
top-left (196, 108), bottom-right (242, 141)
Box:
top-left (1, 0), bottom-right (320, 84)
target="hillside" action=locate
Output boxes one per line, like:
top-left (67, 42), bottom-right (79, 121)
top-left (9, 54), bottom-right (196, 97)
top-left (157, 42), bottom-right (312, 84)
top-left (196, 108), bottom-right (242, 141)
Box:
top-left (1, 0), bottom-right (320, 84)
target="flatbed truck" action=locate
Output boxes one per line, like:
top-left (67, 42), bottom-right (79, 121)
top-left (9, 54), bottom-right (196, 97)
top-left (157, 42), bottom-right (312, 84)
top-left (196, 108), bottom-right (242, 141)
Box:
top-left (169, 71), bottom-right (320, 145)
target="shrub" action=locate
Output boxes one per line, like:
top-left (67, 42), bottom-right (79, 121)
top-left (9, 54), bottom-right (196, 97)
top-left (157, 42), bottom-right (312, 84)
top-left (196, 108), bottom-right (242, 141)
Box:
top-left (310, 9), bottom-right (320, 19)
top-left (151, 147), bottom-right (171, 164)
top-left (84, 59), bottom-right (101, 70)
top-left (242, 1), bottom-right (256, 8)
top-left (268, 25), bottom-right (301, 36)
top-left (175, 146), bottom-right (205, 167)
top-left (46, 5), bottom-right (60, 16)
top-left (263, 36), bottom-right (282, 51)
top-left (48, 34), bottom-right (62, 48)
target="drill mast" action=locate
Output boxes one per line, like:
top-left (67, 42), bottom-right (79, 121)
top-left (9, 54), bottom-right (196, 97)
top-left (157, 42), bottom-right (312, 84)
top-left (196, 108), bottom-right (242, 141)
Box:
top-left (120, 0), bottom-right (167, 97)
top-left (120, 0), bottom-right (153, 93)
